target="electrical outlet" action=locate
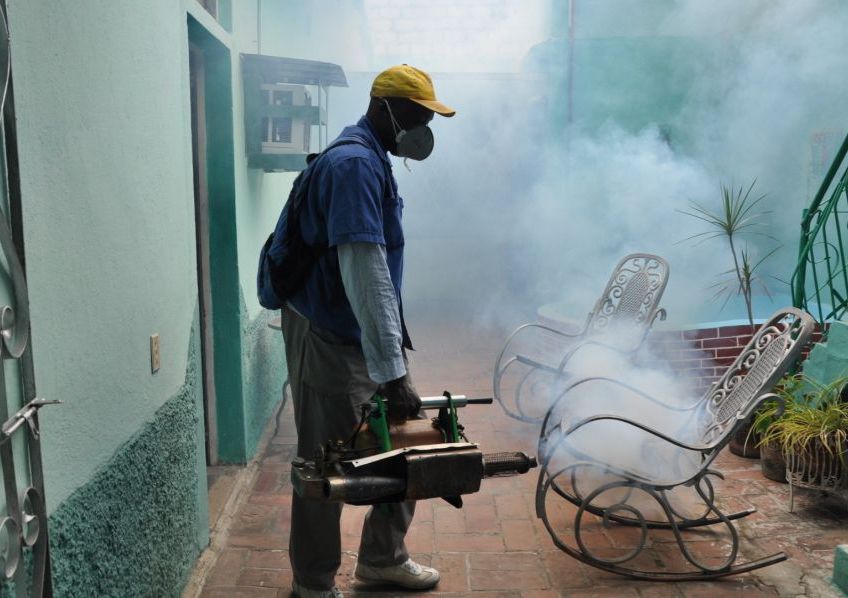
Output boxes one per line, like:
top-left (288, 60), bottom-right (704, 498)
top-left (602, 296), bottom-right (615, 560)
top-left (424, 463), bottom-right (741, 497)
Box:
top-left (150, 334), bottom-right (160, 373)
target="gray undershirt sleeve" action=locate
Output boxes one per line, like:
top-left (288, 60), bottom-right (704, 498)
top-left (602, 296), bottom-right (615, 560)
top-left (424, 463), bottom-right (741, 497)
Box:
top-left (338, 242), bottom-right (406, 384)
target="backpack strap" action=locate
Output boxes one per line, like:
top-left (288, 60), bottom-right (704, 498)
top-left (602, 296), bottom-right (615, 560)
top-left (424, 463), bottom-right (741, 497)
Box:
top-left (264, 136), bottom-right (393, 304)
top-left (286, 139), bottom-right (361, 250)
top-left (291, 136), bottom-right (392, 240)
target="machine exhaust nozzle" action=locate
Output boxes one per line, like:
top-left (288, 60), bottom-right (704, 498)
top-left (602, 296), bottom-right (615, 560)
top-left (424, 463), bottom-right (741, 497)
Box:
top-left (482, 452), bottom-right (537, 477)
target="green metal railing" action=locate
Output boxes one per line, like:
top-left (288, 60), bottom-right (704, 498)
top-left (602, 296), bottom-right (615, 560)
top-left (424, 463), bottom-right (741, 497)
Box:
top-left (791, 132), bottom-right (848, 324)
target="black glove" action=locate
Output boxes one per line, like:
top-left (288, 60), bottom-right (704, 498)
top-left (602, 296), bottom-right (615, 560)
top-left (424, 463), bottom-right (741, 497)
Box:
top-left (379, 374), bottom-right (422, 423)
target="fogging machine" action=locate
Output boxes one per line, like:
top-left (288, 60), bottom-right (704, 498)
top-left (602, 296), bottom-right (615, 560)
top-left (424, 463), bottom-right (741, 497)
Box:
top-left (292, 391), bottom-right (536, 507)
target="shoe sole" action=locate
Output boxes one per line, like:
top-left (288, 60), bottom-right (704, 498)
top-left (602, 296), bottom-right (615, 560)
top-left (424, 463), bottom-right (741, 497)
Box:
top-left (354, 572), bottom-right (439, 591)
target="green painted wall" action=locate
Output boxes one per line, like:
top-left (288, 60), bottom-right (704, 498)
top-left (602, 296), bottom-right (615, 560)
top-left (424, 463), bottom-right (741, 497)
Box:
top-left (188, 3), bottom-right (287, 462)
top-left (240, 291), bottom-right (284, 455)
top-left (526, 33), bottom-right (706, 143)
top-left (8, 0), bottom-right (200, 512)
top-left (46, 321), bottom-right (205, 597)
top-left (230, 0), bottom-right (371, 70)
top-left (802, 321), bottom-right (848, 400)
top-left (229, 2), bottom-right (299, 320)
top-left (4, 0), bottom-right (288, 589)
top-left (187, 12), bottom-right (248, 464)
top-left (222, 1), bottom-right (294, 452)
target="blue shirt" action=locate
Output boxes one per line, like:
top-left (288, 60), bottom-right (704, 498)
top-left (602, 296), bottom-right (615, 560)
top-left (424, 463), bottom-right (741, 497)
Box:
top-left (289, 116), bottom-right (410, 347)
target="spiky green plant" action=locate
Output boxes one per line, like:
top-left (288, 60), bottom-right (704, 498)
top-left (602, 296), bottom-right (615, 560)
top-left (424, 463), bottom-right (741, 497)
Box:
top-left (756, 374), bottom-right (848, 460)
top-left (680, 180), bottom-right (778, 328)
top-left (707, 244), bottom-right (781, 318)
top-left (751, 373), bottom-right (805, 437)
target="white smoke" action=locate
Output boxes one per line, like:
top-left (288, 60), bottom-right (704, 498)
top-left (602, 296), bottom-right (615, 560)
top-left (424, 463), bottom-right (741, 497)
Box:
top-left (394, 0), bottom-right (848, 330)
top-left (262, 2), bottom-right (848, 332)
top-left (258, 1), bottom-right (842, 535)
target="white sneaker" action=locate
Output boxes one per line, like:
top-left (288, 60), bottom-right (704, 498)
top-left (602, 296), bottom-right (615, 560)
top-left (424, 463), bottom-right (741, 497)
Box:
top-left (291, 580), bottom-right (343, 598)
top-left (355, 558), bottom-right (440, 590)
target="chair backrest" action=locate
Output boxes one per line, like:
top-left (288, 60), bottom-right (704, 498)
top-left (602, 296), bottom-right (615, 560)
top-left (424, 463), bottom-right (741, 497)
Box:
top-left (697, 308), bottom-right (816, 448)
top-left (585, 253), bottom-right (670, 343)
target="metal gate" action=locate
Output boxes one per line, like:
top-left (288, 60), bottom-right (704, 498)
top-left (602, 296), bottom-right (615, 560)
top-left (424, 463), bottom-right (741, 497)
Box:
top-left (791, 132), bottom-right (848, 325)
top-left (0, 3), bottom-right (58, 596)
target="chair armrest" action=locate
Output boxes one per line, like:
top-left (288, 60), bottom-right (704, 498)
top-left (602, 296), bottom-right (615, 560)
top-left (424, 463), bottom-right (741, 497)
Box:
top-left (495, 322), bottom-right (588, 373)
top-left (549, 376), bottom-right (700, 414)
top-left (556, 338), bottom-right (641, 370)
top-left (563, 413), bottom-right (712, 452)
top-left (738, 392), bottom-right (785, 421)
top-left (509, 322), bottom-right (586, 342)
top-left (540, 376), bottom-right (701, 442)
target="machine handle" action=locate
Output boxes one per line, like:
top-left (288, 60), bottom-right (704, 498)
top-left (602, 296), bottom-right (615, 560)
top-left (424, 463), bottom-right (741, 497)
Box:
top-left (419, 396), bottom-right (493, 410)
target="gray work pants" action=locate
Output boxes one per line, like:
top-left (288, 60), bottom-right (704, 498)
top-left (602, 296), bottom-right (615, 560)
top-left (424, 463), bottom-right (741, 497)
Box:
top-left (282, 306), bottom-right (415, 591)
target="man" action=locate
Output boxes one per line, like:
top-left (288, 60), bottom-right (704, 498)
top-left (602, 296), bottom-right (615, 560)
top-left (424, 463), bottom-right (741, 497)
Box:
top-left (280, 65), bottom-right (455, 598)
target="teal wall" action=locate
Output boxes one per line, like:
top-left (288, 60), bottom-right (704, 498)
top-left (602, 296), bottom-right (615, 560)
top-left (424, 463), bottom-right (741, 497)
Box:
top-left (526, 1), bottom-right (707, 143)
top-left (3, 0), bottom-right (286, 593)
top-left (229, 1), bottom-right (299, 319)
top-left (228, 2), bottom-right (291, 455)
top-left (569, 36), bottom-right (705, 138)
top-left (230, 0), bottom-right (371, 69)
top-left (240, 292), bottom-right (284, 454)
top-left (802, 321), bottom-right (848, 399)
top-left (8, 0), bottom-right (200, 512)
top-left (47, 320), bottom-right (206, 597)
top-left (187, 11), bottom-right (248, 464)
top-left (189, 2), bottom-right (287, 462)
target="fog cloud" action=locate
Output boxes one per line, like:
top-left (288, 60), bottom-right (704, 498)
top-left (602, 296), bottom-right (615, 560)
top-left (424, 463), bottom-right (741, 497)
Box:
top-left (264, 0), bottom-right (848, 331)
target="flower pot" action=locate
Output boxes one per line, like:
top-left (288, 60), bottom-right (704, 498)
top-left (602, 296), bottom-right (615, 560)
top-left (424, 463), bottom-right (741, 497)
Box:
top-left (759, 440), bottom-right (786, 483)
top-left (728, 416), bottom-right (760, 458)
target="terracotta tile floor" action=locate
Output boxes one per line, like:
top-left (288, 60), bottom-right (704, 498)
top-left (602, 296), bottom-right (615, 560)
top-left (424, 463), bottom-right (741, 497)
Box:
top-left (198, 317), bottom-right (847, 597)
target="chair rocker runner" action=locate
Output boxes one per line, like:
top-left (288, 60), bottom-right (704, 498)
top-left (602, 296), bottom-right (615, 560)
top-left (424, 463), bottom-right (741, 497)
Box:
top-left (493, 253), bottom-right (669, 423)
top-left (535, 307), bottom-right (816, 580)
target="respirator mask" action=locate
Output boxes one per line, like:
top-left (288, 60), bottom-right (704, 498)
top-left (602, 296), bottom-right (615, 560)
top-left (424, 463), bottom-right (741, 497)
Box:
top-left (383, 99), bottom-right (434, 166)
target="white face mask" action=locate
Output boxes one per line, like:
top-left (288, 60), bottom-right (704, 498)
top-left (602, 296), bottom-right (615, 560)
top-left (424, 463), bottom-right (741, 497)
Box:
top-left (383, 99), bottom-right (434, 163)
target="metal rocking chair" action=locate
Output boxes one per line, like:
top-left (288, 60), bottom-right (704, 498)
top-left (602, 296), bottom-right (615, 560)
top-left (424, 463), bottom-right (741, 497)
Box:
top-left (535, 307), bottom-right (816, 580)
top-left (493, 253), bottom-right (669, 423)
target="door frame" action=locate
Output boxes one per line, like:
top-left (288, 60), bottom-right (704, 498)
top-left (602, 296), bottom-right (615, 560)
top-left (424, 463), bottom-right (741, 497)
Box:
top-left (189, 42), bottom-right (219, 465)
top-left (187, 15), bottom-right (247, 464)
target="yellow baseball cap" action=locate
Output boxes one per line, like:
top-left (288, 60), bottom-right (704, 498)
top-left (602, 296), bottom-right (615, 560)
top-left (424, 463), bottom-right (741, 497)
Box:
top-left (370, 65), bottom-right (456, 117)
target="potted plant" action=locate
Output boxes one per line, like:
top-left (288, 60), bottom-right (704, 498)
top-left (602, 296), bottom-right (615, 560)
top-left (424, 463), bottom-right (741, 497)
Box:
top-left (680, 180), bottom-right (780, 331)
top-left (750, 373), bottom-right (805, 482)
top-left (756, 375), bottom-right (848, 490)
top-left (681, 180), bottom-right (780, 459)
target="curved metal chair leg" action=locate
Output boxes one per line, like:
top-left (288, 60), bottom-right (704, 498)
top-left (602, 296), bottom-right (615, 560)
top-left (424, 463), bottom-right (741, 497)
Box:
top-left (548, 476), bottom-right (757, 530)
top-left (494, 357), bottom-right (546, 423)
top-left (497, 352), bottom-right (570, 424)
top-left (536, 469), bottom-right (787, 581)
top-left (536, 417), bottom-right (758, 531)
top-left (494, 323), bottom-right (585, 423)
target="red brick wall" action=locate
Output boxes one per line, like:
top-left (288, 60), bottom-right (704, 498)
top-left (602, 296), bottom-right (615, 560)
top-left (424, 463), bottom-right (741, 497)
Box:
top-left (535, 312), bottom-right (826, 393)
top-left (645, 324), bottom-right (826, 393)
top-left (646, 326), bottom-right (755, 393)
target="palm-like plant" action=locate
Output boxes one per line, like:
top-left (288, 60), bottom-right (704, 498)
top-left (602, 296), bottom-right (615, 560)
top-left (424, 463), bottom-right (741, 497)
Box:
top-left (681, 180), bottom-right (779, 328)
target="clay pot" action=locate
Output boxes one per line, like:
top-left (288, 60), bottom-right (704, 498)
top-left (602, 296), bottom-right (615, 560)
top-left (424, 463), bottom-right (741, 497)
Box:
top-left (728, 416), bottom-right (760, 458)
top-left (759, 440), bottom-right (787, 483)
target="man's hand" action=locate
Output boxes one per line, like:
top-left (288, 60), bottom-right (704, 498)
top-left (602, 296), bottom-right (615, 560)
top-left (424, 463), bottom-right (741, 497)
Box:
top-left (379, 375), bottom-right (422, 423)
